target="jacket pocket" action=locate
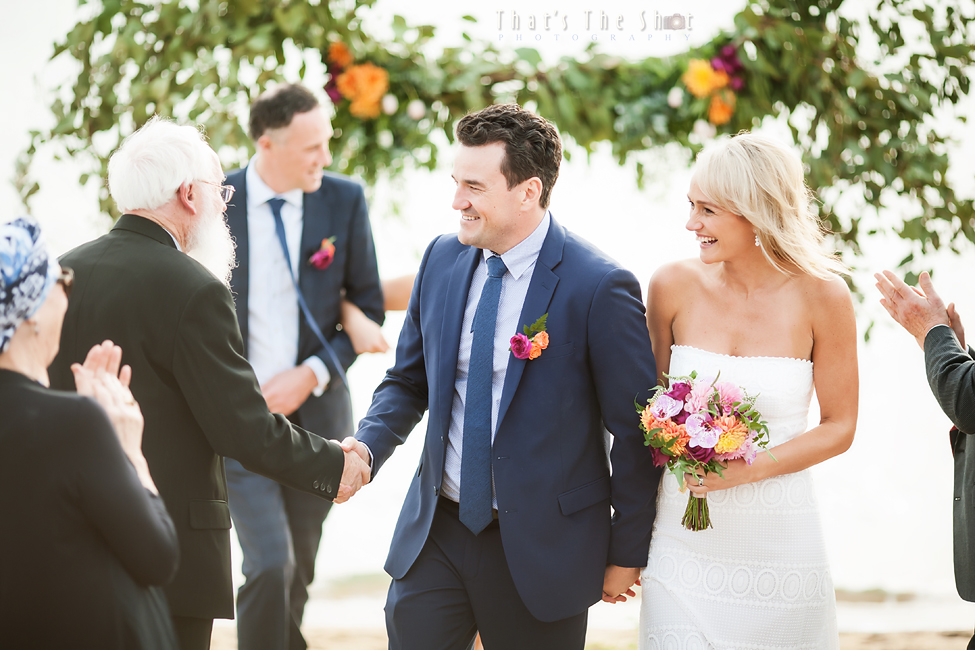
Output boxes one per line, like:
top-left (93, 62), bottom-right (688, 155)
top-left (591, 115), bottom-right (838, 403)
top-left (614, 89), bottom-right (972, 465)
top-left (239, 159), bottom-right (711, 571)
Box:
top-left (535, 342), bottom-right (574, 360)
top-left (558, 475), bottom-right (611, 516)
top-left (189, 499), bottom-right (232, 530)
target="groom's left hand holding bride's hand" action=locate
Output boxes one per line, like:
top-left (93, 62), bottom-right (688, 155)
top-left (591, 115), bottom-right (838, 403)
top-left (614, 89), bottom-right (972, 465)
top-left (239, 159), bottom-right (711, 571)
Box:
top-left (601, 565), bottom-right (641, 604)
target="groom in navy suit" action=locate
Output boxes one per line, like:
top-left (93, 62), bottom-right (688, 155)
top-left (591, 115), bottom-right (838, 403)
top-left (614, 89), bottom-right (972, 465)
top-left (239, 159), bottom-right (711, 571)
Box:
top-left (346, 104), bottom-right (662, 648)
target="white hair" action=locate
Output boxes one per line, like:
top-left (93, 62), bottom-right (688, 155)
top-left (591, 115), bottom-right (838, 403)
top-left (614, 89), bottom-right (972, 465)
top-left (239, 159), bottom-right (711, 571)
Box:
top-left (692, 132), bottom-right (846, 279)
top-left (108, 117), bottom-right (218, 212)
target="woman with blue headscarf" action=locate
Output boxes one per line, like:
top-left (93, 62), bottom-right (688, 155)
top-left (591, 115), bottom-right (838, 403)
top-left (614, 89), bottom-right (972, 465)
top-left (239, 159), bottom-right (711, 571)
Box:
top-left (0, 216), bottom-right (179, 649)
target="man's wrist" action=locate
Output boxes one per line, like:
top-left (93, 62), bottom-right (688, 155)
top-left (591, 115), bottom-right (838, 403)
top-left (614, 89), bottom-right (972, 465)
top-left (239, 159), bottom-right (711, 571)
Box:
top-left (302, 356), bottom-right (331, 396)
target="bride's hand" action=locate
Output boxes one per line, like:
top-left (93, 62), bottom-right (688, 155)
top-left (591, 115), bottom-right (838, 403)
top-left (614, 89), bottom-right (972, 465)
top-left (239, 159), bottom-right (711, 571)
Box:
top-left (685, 460), bottom-right (758, 495)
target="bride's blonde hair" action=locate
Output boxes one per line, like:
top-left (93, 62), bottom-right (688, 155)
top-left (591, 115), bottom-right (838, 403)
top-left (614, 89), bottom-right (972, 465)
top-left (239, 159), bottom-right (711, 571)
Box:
top-left (691, 132), bottom-right (846, 279)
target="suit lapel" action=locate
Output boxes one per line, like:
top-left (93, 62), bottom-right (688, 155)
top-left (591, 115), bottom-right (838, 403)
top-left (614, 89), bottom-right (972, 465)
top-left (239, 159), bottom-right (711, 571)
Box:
top-left (495, 219), bottom-right (566, 432)
top-left (299, 186), bottom-right (331, 296)
top-left (437, 245), bottom-right (481, 438)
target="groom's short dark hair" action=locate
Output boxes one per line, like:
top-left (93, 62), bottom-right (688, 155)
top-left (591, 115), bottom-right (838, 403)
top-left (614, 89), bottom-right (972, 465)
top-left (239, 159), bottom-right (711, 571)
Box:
top-left (456, 104), bottom-right (562, 209)
top-left (249, 84), bottom-right (320, 141)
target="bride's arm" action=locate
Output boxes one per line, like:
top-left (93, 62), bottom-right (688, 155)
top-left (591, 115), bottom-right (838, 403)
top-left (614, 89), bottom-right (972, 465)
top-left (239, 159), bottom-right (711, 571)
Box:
top-left (688, 275), bottom-right (858, 493)
top-left (646, 263), bottom-right (683, 384)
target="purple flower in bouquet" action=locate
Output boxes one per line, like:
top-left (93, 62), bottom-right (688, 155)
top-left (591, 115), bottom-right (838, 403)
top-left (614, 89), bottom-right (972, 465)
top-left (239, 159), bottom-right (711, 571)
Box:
top-left (686, 413), bottom-right (719, 448)
top-left (650, 446), bottom-right (670, 468)
top-left (686, 442), bottom-right (716, 463)
top-left (651, 394), bottom-right (683, 420)
top-left (665, 381), bottom-right (692, 402)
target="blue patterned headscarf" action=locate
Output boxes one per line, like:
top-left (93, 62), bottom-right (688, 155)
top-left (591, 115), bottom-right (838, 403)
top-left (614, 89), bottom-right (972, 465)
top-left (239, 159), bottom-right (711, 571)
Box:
top-left (0, 217), bottom-right (58, 353)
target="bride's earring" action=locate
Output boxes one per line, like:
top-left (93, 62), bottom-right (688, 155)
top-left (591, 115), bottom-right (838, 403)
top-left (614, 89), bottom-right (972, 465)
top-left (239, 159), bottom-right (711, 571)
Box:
top-left (754, 234), bottom-right (761, 247)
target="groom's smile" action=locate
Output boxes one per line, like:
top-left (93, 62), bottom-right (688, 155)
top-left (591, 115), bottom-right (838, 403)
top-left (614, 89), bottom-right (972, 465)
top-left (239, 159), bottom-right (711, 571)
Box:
top-left (451, 142), bottom-right (545, 254)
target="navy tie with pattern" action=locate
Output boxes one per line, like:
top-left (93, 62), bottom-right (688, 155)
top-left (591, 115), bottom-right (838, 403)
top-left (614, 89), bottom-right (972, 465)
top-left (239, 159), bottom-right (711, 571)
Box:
top-left (460, 254), bottom-right (507, 535)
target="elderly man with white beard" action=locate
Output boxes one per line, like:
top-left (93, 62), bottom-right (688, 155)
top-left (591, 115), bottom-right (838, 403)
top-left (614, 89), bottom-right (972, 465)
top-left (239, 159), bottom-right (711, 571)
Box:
top-left (48, 117), bottom-right (370, 650)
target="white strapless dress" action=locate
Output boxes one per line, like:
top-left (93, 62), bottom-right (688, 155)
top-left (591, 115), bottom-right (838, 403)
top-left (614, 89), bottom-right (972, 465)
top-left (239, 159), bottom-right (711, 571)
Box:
top-left (639, 345), bottom-right (838, 650)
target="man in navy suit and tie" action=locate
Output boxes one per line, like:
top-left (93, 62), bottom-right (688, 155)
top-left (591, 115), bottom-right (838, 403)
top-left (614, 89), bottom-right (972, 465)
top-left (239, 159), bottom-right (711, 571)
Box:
top-left (344, 104), bottom-right (662, 648)
top-left (223, 84), bottom-right (384, 650)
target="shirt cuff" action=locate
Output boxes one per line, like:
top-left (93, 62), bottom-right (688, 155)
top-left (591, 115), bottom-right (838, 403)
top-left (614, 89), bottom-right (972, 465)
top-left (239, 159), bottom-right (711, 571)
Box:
top-left (302, 356), bottom-right (331, 396)
top-left (360, 441), bottom-right (375, 471)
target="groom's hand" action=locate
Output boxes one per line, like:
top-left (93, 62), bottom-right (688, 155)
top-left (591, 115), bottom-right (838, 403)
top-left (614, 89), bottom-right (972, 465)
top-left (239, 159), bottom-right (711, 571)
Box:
top-left (335, 441), bottom-right (371, 504)
top-left (601, 565), bottom-right (641, 604)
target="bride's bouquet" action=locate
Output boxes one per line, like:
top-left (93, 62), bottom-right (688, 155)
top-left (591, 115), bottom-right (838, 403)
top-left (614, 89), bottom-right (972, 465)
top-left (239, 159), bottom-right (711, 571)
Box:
top-left (638, 372), bottom-right (772, 531)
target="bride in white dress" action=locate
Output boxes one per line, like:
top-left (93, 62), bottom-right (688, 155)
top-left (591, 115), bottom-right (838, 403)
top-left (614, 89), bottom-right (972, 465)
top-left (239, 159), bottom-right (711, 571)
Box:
top-left (640, 134), bottom-right (858, 648)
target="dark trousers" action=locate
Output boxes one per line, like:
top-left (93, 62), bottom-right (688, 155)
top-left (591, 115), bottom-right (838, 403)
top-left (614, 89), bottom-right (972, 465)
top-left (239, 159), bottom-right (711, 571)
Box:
top-left (385, 497), bottom-right (588, 650)
top-left (172, 616), bottom-right (213, 650)
top-left (226, 457), bottom-right (332, 650)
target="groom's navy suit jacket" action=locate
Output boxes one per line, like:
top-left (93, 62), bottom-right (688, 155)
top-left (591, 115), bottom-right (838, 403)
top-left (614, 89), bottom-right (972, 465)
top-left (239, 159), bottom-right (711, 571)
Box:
top-left (357, 217), bottom-right (662, 622)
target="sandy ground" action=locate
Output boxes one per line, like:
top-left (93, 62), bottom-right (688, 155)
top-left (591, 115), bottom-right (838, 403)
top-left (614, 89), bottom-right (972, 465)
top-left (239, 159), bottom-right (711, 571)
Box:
top-left (210, 627), bottom-right (974, 649)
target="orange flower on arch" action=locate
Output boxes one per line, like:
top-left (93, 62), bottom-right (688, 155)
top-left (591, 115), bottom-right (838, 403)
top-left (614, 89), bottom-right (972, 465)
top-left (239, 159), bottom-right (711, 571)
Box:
top-left (336, 63), bottom-right (389, 119)
top-left (327, 42), bottom-right (354, 69)
top-left (708, 90), bottom-right (736, 126)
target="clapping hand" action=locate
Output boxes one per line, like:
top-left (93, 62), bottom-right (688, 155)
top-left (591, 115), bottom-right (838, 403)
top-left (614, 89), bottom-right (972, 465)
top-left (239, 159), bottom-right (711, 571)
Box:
top-left (335, 436), bottom-right (372, 503)
top-left (71, 340), bottom-right (157, 493)
top-left (875, 271), bottom-right (954, 349)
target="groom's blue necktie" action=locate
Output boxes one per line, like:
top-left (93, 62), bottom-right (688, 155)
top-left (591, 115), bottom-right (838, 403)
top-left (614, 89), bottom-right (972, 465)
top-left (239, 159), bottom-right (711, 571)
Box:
top-left (460, 254), bottom-right (507, 535)
top-left (267, 197), bottom-right (348, 390)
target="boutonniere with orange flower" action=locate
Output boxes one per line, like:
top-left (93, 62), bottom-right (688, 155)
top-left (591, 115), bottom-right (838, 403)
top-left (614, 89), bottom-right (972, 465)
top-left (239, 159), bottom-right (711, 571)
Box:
top-left (309, 237), bottom-right (336, 270)
top-left (510, 314), bottom-right (549, 360)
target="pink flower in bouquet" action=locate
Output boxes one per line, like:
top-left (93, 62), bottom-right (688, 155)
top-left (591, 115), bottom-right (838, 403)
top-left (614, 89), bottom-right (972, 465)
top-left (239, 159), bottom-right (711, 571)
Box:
top-left (715, 381), bottom-right (744, 415)
top-left (651, 394), bottom-right (683, 420)
top-left (510, 333), bottom-right (531, 359)
top-left (684, 378), bottom-right (716, 414)
top-left (685, 413), bottom-right (719, 448)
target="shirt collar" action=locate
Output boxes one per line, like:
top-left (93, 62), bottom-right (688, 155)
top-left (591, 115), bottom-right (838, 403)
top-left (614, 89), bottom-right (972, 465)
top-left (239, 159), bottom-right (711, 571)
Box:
top-left (246, 155), bottom-right (304, 209)
top-left (484, 212), bottom-right (550, 281)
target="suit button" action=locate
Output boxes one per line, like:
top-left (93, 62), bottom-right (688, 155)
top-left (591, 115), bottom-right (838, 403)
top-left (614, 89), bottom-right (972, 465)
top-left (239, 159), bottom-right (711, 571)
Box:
top-left (434, 486), bottom-right (439, 496)
top-left (313, 480), bottom-right (320, 489)
top-left (326, 485), bottom-right (332, 495)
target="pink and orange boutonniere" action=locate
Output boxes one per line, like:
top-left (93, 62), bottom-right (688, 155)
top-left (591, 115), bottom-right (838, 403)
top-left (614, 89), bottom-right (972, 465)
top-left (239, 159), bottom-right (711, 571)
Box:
top-left (309, 237), bottom-right (337, 270)
top-left (510, 313), bottom-right (549, 360)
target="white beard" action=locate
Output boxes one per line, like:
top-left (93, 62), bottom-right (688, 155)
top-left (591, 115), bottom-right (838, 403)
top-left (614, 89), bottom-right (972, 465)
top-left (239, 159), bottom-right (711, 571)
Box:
top-left (186, 207), bottom-right (236, 286)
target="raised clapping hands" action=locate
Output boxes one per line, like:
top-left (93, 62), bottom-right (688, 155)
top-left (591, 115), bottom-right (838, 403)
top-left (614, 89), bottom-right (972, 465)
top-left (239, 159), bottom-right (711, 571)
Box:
top-left (335, 436), bottom-right (372, 504)
top-left (71, 340), bottom-right (158, 494)
top-left (601, 564), bottom-right (641, 604)
top-left (875, 270), bottom-right (964, 349)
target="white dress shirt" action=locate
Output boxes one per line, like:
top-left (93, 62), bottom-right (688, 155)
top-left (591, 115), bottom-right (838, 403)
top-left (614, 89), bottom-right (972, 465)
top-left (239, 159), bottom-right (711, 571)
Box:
top-left (244, 160), bottom-right (329, 392)
top-left (441, 213), bottom-right (551, 506)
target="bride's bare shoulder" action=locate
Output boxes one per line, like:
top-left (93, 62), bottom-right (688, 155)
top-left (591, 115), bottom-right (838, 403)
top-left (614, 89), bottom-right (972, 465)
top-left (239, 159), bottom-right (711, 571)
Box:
top-left (649, 259), bottom-right (707, 296)
top-left (798, 271), bottom-right (854, 319)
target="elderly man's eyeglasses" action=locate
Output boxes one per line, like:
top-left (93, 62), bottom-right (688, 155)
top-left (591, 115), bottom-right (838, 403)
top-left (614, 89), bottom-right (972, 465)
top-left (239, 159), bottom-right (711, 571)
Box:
top-left (199, 180), bottom-right (235, 203)
top-left (57, 267), bottom-right (74, 297)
